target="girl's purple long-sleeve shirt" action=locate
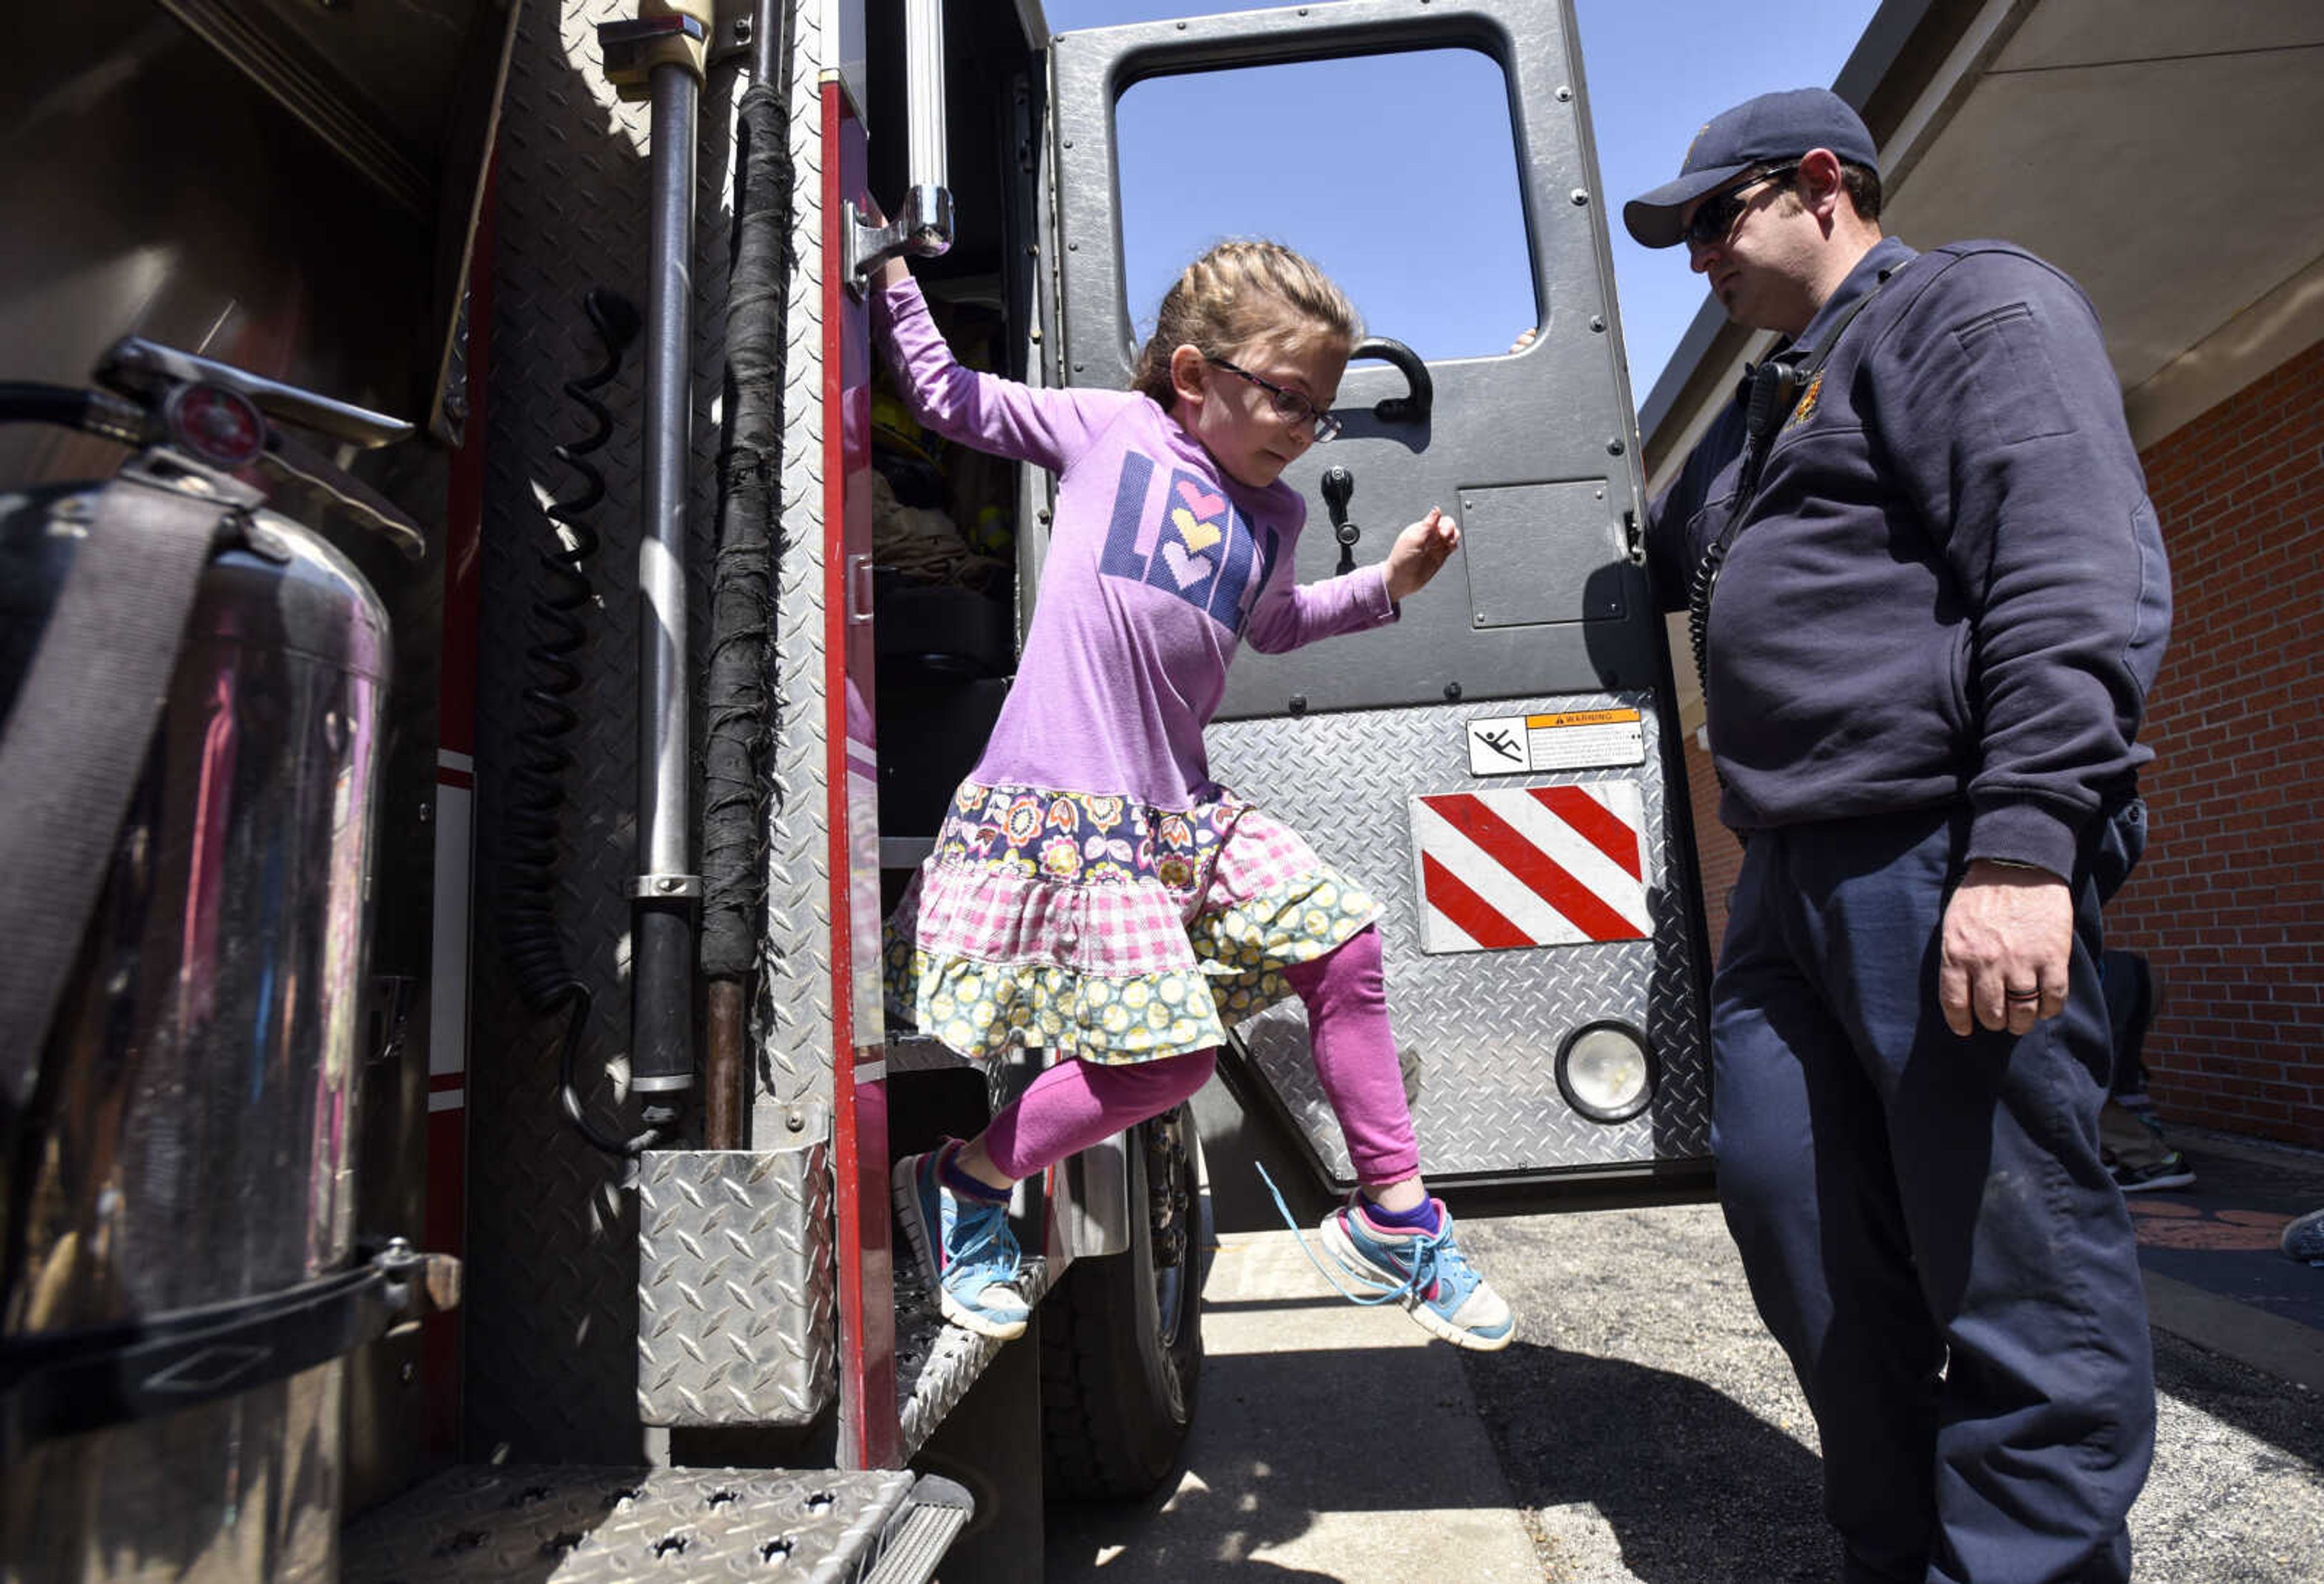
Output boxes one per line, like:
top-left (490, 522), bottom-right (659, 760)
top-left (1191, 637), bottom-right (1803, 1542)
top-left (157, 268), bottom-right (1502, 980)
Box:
top-left (876, 275), bottom-right (1395, 810)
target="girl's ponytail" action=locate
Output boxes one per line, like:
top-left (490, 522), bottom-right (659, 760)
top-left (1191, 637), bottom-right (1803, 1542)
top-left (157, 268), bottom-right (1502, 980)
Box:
top-left (1130, 240), bottom-right (1361, 411)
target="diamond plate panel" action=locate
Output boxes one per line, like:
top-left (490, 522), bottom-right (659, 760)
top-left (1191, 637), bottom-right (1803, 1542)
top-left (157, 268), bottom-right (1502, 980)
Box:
top-left (465, 1), bottom-right (768, 1459)
top-left (1207, 691), bottom-right (1709, 1184)
top-left (750, 0), bottom-right (840, 1122)
top-left (343, 1465), bottom-right (916, 1584)
top-left (894, 1257), bottom-right (1052, 1461)
top-left (637, 1134), bottom-right (837, 1427)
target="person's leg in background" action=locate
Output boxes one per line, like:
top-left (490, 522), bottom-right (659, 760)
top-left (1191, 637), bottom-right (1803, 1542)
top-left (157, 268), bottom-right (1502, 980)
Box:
top-left (2098, 949), bottom-right (2193, 1191)
top-left (2099, 1096), bottom-right (2191, 1190)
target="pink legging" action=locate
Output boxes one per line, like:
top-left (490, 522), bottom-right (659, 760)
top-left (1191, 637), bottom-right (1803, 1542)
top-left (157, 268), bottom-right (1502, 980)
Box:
top-left (980, 926), bottom-right (1420, 1186)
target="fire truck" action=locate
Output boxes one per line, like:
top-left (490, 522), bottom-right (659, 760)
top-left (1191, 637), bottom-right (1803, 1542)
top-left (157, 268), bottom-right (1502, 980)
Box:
top-left (0, 0), bottom-right (1715, 1577)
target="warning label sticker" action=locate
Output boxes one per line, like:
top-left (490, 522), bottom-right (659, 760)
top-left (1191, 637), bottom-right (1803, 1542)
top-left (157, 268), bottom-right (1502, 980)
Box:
top-left (1465, 709), bottom-right (1645, 776)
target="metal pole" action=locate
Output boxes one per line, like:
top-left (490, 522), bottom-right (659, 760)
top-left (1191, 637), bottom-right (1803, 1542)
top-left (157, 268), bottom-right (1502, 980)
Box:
top-left (631, 58), bottom-right (700, 1130)
top-left (752, 0), bottom-right (783, 85)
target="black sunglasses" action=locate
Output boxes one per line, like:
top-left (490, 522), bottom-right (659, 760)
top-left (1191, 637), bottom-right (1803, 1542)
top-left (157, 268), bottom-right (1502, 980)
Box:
top-left (1205, 356), bottom-right (1342, 442)
top-left (1682, 164), bottom-right (1800, 249)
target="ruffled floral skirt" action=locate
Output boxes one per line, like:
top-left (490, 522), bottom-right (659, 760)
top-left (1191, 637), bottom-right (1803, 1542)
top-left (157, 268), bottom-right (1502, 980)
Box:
top-left (885, 782), bottom-right (1380, 1064)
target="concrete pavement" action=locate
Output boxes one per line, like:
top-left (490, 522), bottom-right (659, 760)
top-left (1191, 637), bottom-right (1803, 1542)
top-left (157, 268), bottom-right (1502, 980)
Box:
top-left (1454, 1200), bottom-right (2324, 1583)
top-left (1046, 1231), bottom-right (1545, 1582)
top-left (1045, 1120), bottom-right (2324, 1582)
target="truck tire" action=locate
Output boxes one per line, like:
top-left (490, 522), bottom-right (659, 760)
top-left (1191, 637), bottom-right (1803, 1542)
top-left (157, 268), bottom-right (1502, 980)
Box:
top-left (1040, 1101), bottom-right (1205, 1501)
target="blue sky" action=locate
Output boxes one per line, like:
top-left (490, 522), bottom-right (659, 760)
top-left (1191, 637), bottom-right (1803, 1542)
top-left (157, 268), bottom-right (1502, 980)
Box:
top-left (1044, 0), bottom-right (1881, 404)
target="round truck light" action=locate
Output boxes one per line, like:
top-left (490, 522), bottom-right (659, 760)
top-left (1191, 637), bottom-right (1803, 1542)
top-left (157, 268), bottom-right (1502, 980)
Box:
top-left (1556, 1021), bottom-right (1655, 1124)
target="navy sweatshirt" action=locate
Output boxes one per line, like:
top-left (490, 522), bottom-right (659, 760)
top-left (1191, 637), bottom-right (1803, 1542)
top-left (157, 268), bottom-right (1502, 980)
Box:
top-left (1648, 237), bottom-right (2172, 879)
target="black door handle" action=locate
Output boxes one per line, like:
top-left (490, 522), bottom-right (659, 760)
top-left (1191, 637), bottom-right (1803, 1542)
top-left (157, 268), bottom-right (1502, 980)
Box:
top-left (1351, 337), bottom-right (1432, 425)
top-left (1321, 465), bottom-right (1359, 576)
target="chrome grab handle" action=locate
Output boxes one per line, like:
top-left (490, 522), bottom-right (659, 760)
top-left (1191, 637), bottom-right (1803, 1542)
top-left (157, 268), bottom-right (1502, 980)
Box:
top-left (846, 0), bottom-right (954, 287)
top-left (904, 0), bottom-right (948, 198)
top-left (98, 338), bottom-right (413, 449)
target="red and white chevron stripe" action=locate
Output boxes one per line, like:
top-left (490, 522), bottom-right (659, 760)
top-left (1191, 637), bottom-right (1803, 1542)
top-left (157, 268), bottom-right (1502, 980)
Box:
top-left (1412, 782), bottom-right (1650, 952)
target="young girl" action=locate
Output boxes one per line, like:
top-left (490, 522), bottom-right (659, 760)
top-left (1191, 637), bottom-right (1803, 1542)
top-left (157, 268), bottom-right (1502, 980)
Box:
top-left (874, 240), bottom-right (1512, 1352)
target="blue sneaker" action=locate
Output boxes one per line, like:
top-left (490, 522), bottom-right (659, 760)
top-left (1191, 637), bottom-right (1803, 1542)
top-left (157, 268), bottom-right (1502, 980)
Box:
top-left (2285, 1206), bottom-right (2324, 1266)
top-left (893, 1144), bottom-right (1029, 1341)
top-left (1316, 1195), bottom-right (1514, 1352)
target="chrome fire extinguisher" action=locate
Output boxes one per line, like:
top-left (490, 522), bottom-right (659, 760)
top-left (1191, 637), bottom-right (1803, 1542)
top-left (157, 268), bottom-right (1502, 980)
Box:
top-left (0, 343), bottom-right (458, 1583)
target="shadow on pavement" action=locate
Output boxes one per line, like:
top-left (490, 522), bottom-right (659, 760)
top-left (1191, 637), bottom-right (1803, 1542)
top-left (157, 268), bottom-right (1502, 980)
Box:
top-left (1045, 1478), bottom-right (1344, 1583)
top-left (1460, 1341), bottom-right (1834, 1584)
top-left (1044, 1337), bottom-right (1531, 1582)
top-left (2150, 1326), bottom-right (2324, 1473)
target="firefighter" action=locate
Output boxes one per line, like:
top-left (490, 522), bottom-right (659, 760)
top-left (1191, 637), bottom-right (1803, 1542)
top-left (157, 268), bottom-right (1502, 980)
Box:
top-left (1623, 90), bottom-right (2170, 1583)
top-left (872, 240), bottom-right (1512, 1352)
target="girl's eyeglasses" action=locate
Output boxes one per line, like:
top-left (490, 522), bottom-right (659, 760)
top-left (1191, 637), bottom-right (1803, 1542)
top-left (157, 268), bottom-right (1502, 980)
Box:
top-left (1205, 356), bottom-right (1342, 442)
top-left (1682, 163), bottom-right (1799, 250)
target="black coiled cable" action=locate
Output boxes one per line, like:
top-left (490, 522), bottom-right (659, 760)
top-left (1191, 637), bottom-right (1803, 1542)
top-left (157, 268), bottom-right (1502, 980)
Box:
top-left (1686, 535), bottom-right (1725, 709)
top-left (496, 288), bottom-right (655, 1158)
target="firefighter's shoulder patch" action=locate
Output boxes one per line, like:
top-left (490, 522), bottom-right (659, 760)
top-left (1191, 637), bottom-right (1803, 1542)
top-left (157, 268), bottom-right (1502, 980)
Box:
top-left (1787, 370), bottom-right (1823, 430)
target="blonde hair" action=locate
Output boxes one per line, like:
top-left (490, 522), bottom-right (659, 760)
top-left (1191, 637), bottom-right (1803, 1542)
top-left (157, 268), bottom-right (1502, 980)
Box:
top-left (1129, 240), bottom-right (1361, 411)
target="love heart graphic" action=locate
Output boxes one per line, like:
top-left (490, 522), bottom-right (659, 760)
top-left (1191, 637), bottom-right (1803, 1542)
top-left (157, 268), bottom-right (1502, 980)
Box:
top-left (1170, 507), bottom-right (1223, 554)
top-left (1176, 479), bottom-right (1226, 520)
top-left (1161, 541), bottom-right (1213, 589)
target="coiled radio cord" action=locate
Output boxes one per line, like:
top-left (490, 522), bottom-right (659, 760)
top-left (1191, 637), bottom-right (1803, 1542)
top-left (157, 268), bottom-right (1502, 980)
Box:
top-left (496, 288), bottom-right (661, 1158)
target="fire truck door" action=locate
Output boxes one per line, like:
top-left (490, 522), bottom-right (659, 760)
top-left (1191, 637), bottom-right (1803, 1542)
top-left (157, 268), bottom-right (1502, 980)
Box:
top-left (1049, 0), bottom-right (1714, 1191)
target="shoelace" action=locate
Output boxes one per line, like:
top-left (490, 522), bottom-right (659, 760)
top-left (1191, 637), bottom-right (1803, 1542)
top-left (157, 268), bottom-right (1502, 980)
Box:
top-left (946, 1199), bottom-right (1023, 1289)
top-left (1255, 1162), bottom-right (1443, 1309)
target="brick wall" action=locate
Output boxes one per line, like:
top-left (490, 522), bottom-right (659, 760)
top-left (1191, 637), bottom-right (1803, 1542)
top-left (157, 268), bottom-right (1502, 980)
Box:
top-left (1669, 336), bottom-right (2324, 1151)
top-left (2109, 337), bottom-right (2324, 1150)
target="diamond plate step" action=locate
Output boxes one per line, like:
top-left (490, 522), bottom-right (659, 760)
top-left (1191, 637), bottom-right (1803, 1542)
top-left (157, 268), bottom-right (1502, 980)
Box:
top-left (344, 1465), bottom-right (925, 1584)
top-left (859, 1476), bottom-right (973, 1584)
top-left (894, 1254), bottom-right (1052, 1461)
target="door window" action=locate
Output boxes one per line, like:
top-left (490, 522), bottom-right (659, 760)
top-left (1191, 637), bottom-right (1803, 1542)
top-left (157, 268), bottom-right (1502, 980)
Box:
top-left (1114, 50), bottom-right (1536, 362)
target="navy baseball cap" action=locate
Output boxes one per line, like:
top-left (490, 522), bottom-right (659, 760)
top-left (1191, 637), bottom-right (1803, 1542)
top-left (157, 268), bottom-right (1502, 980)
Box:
top-left (1623, 88), bottom-right (1879, 249)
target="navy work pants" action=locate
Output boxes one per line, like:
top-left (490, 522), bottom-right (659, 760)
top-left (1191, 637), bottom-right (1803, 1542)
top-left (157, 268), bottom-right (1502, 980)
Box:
top-left (1712, 807), bottom-right (2155, 1584)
